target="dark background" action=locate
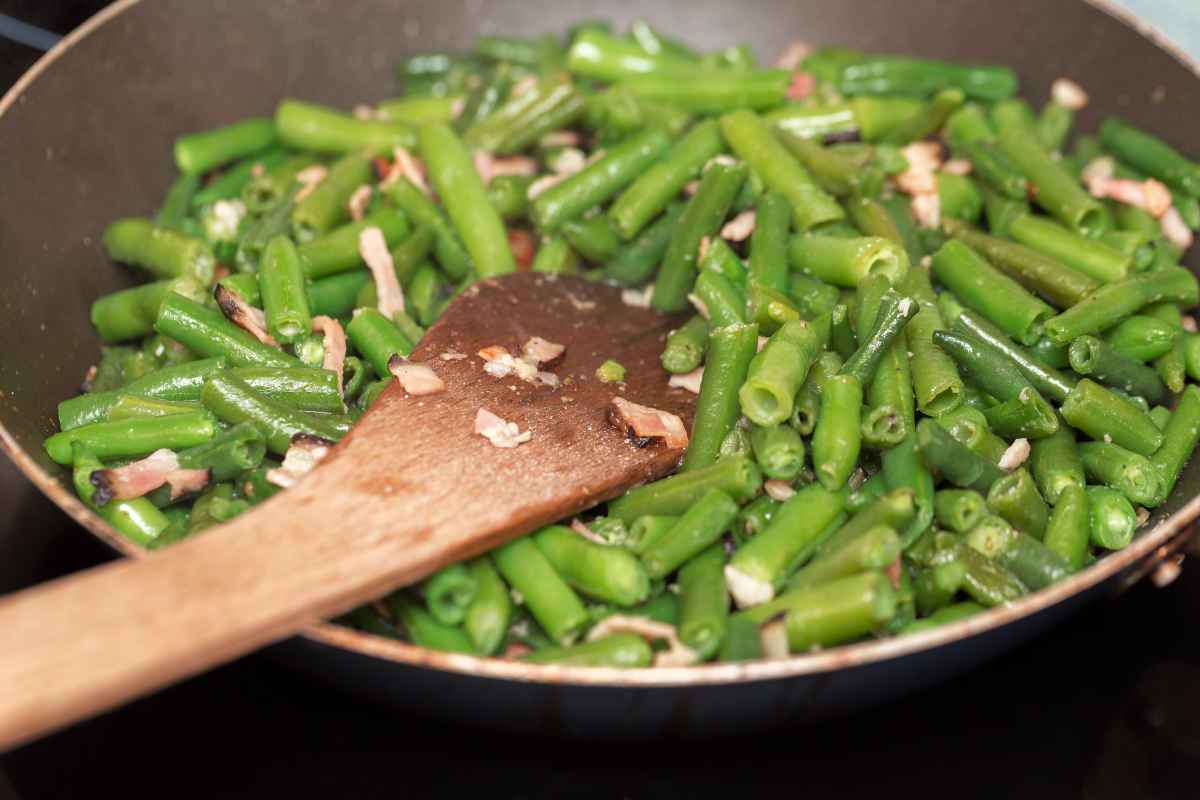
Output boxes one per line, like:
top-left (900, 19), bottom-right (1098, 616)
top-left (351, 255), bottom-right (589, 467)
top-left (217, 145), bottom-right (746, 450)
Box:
top-left (1, 2), bottom-right (1199, 798)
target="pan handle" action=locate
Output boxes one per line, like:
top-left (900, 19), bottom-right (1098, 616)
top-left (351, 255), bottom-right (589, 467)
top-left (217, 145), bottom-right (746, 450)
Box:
top-left (0, 13), bottom-right (62, 52)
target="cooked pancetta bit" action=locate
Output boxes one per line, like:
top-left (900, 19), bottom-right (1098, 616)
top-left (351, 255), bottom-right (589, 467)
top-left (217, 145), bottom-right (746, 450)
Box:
top-left (764, 479), bottom-right (796, 502)
top-left (668, 367), bottom-right (704, 394)
top-left (387, 353), bottom-right (446, 396)
top-left (1161, 205), bottom-right (1195, 250)
top-left (266, 434), bottom-right (334, 489)
top-left (621, 284), bottom-right (654, 308)
top-left (214, 284), bottom-right (278, 346)
top-left (90, 449), bottom-right (210, 505)
top-left (347, 184), bottom-right (373, 221)
top-left (606, 397), bottom-right (689, 450)
top-left (942, 158), bottom-right (973, 176)
top-left (911, 192), bottom-right (942, 230)
top-left (539, 130), bottom-right (581, 148)
top-left (521, 336), bottom-right (566, 366)
top-left (1088, 176), bottom-right (1173, 218)
top-left (720, 209), bottom-right (757, 242)
top-left (1050, 77), bottom-right (1089, 110)
top-left (998, 438), bottom-right (1031, 471)
top-left (527, 172), bottom-right (568, 200)
top-left (774, 39), bottom-right (812, 70)
top-left (293, 164), bottom-right (328, 202)
top-left (585, 615), bottom-right (698, 668)
top-left (352, 103), bottom-right (381, 120)
top-left (474, 408), bottom-right (532, 448)
top-left (382, 146), bottom-right (430, 195)
top-left (311, 315), bottom-right (347, 397)
top-left (894, 141), bottom-right (943, 196)
top-left (359, 226), bottom-right (406, 319)
top-left (786, 71), bottom-right (816, 101)
top-left (472, 151), bottom-right (539, 186)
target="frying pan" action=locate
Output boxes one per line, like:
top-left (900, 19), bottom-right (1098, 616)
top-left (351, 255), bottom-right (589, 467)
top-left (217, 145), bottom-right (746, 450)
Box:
top-left (2, 0), bottom-right (1198, 740)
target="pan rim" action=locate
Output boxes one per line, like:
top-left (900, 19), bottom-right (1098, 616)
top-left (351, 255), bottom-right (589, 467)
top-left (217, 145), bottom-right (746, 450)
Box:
top-left (1, 0), bottom-right (1198, 689)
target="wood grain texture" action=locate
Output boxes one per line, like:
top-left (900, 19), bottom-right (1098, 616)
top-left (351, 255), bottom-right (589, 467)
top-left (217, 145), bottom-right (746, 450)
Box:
top-left (0, 273), bottom-right (695, 750)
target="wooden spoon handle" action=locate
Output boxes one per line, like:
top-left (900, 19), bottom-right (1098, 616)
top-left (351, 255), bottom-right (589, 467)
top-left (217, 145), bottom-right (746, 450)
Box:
top-left (0, 488), bottom-right (426, 750)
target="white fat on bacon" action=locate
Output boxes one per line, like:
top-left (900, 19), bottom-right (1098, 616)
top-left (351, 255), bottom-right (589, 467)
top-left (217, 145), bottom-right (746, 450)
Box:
top-left (387, 353), bottom-right (445, 396)
top-left (585, 615), bottom-right (698, 667)
top-left (359, 226), bottom-right (406, 319)
top-left (606, 397), bottom-right (688, 450)
top-left (668, 367), bottom-right (704, 394)
top-left (347, 184), bottom-right (372, 221)
top-left (294, 165), bottom-right (328, 202)
top-left (475, 408), bottom-right (531, 448)
top-left (214, 285), bottom-right (278, 346)
top-left (267, 435), bottom-right (333, 489)
top-left (311, 315), bottom-right (347, 397)
top-left (473, 151), bottom-right (539, 186)
top-left (90, 449), bottom-right (209, 504)
top-left (720, 209), bottom-right (757, 242)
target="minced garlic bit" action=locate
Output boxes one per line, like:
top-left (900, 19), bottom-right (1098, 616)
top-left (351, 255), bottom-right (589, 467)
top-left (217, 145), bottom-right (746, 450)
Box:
top-left (206, 199), bottom-right (247, 242)
top-left (564, 291), bottom-right (597, 311)
top-left (621, 285), bottom-right (654, 308)
top-left (1051, 77), bottom-right (1089, 111)
top-left (595, 359), bottom-right (626, 383)
top-left (998, 438), bottom-right (1031, 471)
top-left (267, 434), bottom-right (333, 488)
top-left (764, 479), bottom-right (796, 502)
top-left (474, 407), bottom-right (531, 448)
top-left (1136, 506), bottom-right (1151, 528)
top-left (585, 615), bottom-right (698, 668)
top-left (387, 353), bottom-right (445, 396)
top-left (720, 209), bottom-right (757, 242)
top-left (607, 397), bottom-right (688, 449)
top-left (668, 367), bottom-right (704, 394)
top-left (725, 564), bottom-right (774, 609)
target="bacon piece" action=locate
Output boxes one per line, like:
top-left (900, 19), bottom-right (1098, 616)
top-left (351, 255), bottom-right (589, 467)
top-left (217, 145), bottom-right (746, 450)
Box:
top-left (294, 165), bottom-right (328, 202)
top-left (508, 228), bottom-right (536, 271)
top-left (720, 209), bottom-right (757, 242)
top-left (214, 284), bottom-right (278, 346)
top-left (698, 235), bottom-right (711, 261)
top-left (382, 147), bottom-right (429, 195)
top-left (682, 179), bottom-right (700, 197)
top-left (1161, 205), bottom-right (1195, 250)
top-left (527, 172), bottom-right (568, 200)
top-left (585, 615), bottom-right (698, 667)
top-left (1087, 174), bottom-right (1173, 218)
top-left (387, 353), bottom-right (445, 396)
top-left (606, 397), bottom-right (688, 450)
top-left (90, 449), bottom-right (210, 504)
top-left (911, 192), bottom-right (941, 230)
top-left (359, 226), bottom-right (406, 319)
top-left (311, 315), bottom-right (347, 398)
top-left (668, 367), bottom-right (704, 394)
top-left (774, 39), bottom-right (812, 70)
top-left (347, 184), bottom-right (372, 221)
top-left (786, 71), bottom-right (816, 101)
top-left (474, 408), bottom-right (531, 448)
top-left (522, 336), bottom-right (565, 366)
top-left (1181, 315), bottom-right (1198, 334)
top-left (895, 142), bottom-right (943, 196)
top-left (473, 151), bottom-right (539, 185)
top-left (1051, 77), bottom-right (1089, 110)
top-left (266, 434), bottom-right (334, 489)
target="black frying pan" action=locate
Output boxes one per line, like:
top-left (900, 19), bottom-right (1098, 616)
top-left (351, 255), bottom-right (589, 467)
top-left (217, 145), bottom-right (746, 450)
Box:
top-left (1, 0), bottom-right (1198, 739)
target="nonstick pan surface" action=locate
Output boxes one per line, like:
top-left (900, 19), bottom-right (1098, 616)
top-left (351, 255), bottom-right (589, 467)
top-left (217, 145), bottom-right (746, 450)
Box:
top-left (1, 0), bottom-right (1198, 737)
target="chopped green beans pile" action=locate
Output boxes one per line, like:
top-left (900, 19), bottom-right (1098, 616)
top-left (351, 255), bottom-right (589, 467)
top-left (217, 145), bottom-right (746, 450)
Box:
top-left (53, 21), bottom-right (1200, 669)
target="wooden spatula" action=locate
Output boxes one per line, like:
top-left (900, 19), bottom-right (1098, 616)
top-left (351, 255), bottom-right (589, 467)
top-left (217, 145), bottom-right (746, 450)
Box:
top-left (0, 273), bottom-right (696, 749)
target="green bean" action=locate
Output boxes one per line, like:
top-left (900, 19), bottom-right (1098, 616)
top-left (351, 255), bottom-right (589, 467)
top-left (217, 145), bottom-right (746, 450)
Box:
top-left (609, 454), bottom-right (762, 523)
top-left (885, 87), bottom-right (965, 144)
top-left (534, 525), bottom-right (651, 607)
top-left (789, 234), bottom-right (908, 289)
top-left (996, 125), bottom-right (1106, 236)
top-left (1103, 315), bottom-right (1178, 363)
top-left (1068, 335), bottom-right (1167, 404)
top-left (531, 235), bottom-right (579, 274)
top-left (59, 358), bottom-right (226, 430)
top-left (791, 350), bottom-right (843, 435)
top-left (931, 240), bottom-right (1054, 346)
top-left (382, 176), bottom-right (473, 281)
top-left (944, 103), bottom-right (995, 149)
top-left (934, 489), bottom-right (988, 533)
top-left (948, 311), bottom-right (1076, 403)
top-left (765, 103), bottom-right (859, 142)
top-left (640, 489), bottom-right (739, 580)
top-left (1060, 379), bottom-right (1164, 457)
top-left (746, 279), bottom-right (803, 334)
top-left (931, 329), bottom-right (1057, 434)
top-left (825, 303), bottom-right (857, 361)
top-left (275, 99), bottom-right (415, 153)
top-left (218, 273), bottom-right (260, 307)
top-left (739, 319), bottom-right (822, 426)
top-left (103, 218), bottom-right (215, 284)
top-left (1087, 486), bottom-right (1137, 550)
top-left (564, 29), bottom-right (693, 82)
top-left (727, 483), bottom-right (847, 607)
top-left (837, 55), bottom-right (1018, 102)
top-left (461, 559), bottom-right (511, 656)
top-left (901, 267), bottom-right (963, 416)
top-left (560, 215), bottom-right (622, 263)
top-left (389, 597), bottom-right (474, 654)
top-left (916, 418), bottom-right (1004, 493)
top-left (1078, 441), bottom-right (1163, 508)
top-left (881, 433), bottom-right (935, 548)
top-left (104, 394), bottom-right (201, 423)
top-left (677, 546), bottom-right (730, 660)
top-left (983, 390), bottom-right (1059, 441)
top-left (1040, 484), bottom-right (1090, 571)
top-left (931, 533), bottom-right (1027, 606)
top-left (226, 367), bottom-right (344, 414)
top-left (346, 307), bottom-right (413, 374)
top-left (783, 571), bottom-right (896, 651)
top-left (492, 536), bottom-right (589, 646)
top-left (253, 235), bottom-right (311, 344)
top-left (629, 515), bottom-right (679, 556)
top-left (986, 468), bottom-right (1050, 539)
top-left (789, 525), bottom-right (900, 591)
top-left (1099, 117), bottom-right (1200, 196)
top-left (1148, 385), bottom-right (1200, 505)
top-left (291, 151), bottom-right (373, 242)
top-left (937, 172), bottom-right (983, 223)
top-left (235, 188), bottom-right (296, 272)
top-left (200, 373), bottom-right (346, 454)
top-left (1150, 405), bottom-right (1173, 430)
top-left (45, 411), bottom-right (216, 466)
top-left (156, 172), bottom-right (200, 230)
top-left (840, 292), bottom-right (916, 386)
top-left (816, 488), bottom-right (916, 558)
top-left (847, 472), bottom-right (889, 515)
top-left (606, 203), bottom-right (686, 286)
top-left (241, 154), bottom-right (320, 214)
top-left (155, 293), bottom-right (299, 369)
top-left (652, 159), bottom-right (747, 312)
top-left (961, 139), bottom-right (1029, 199)
top-left (776, 132), bottom-right (880, 198)
top-left (422, 563), bottom-right (478, 625)
top-left (912, 562), bottom-right (967, 617)
top-left (934, 406), bottom-right (1007, 464)
top-left (749, 423), bottom-right (806, 482)
top-left (661, 315), bottom-right (709, 374)
top-left (846, 96), bottom-right (926, 142)
top-left (174, 117), bottom-right (276, 175)
top-left (192, 148), bottom-right (289, 211)
top-left (525, 634), bottom-right (653, 667)
top-left (1008, 214), bottom-right (1129, 284)
top-left (693, 271), bottom-right (746, 327)
top-left (740, 193), bottom-right (792, 296)
top-left (813, 375), bottom-right (863, 490)
top-left (719, 109), bottom-right (844, 230)
top-left (487, 175), bottom-right (534, 221)
top-left (72, 444), bottom-right (170, 545)
top-left (621, 69), bottom-right (790, 113)
top-left (1037, 98), bottom-right (1074, 153)
top-left (474, 77), bottom-right (586, 155)
top-left (419, 122), bottom-right (514, 278)
top-left (1028, 422), bottom-right (1084, 505)
top-left (90, 277), bottom-right (207, 343)
top-left (295, 208), bottom-right (410, 279)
